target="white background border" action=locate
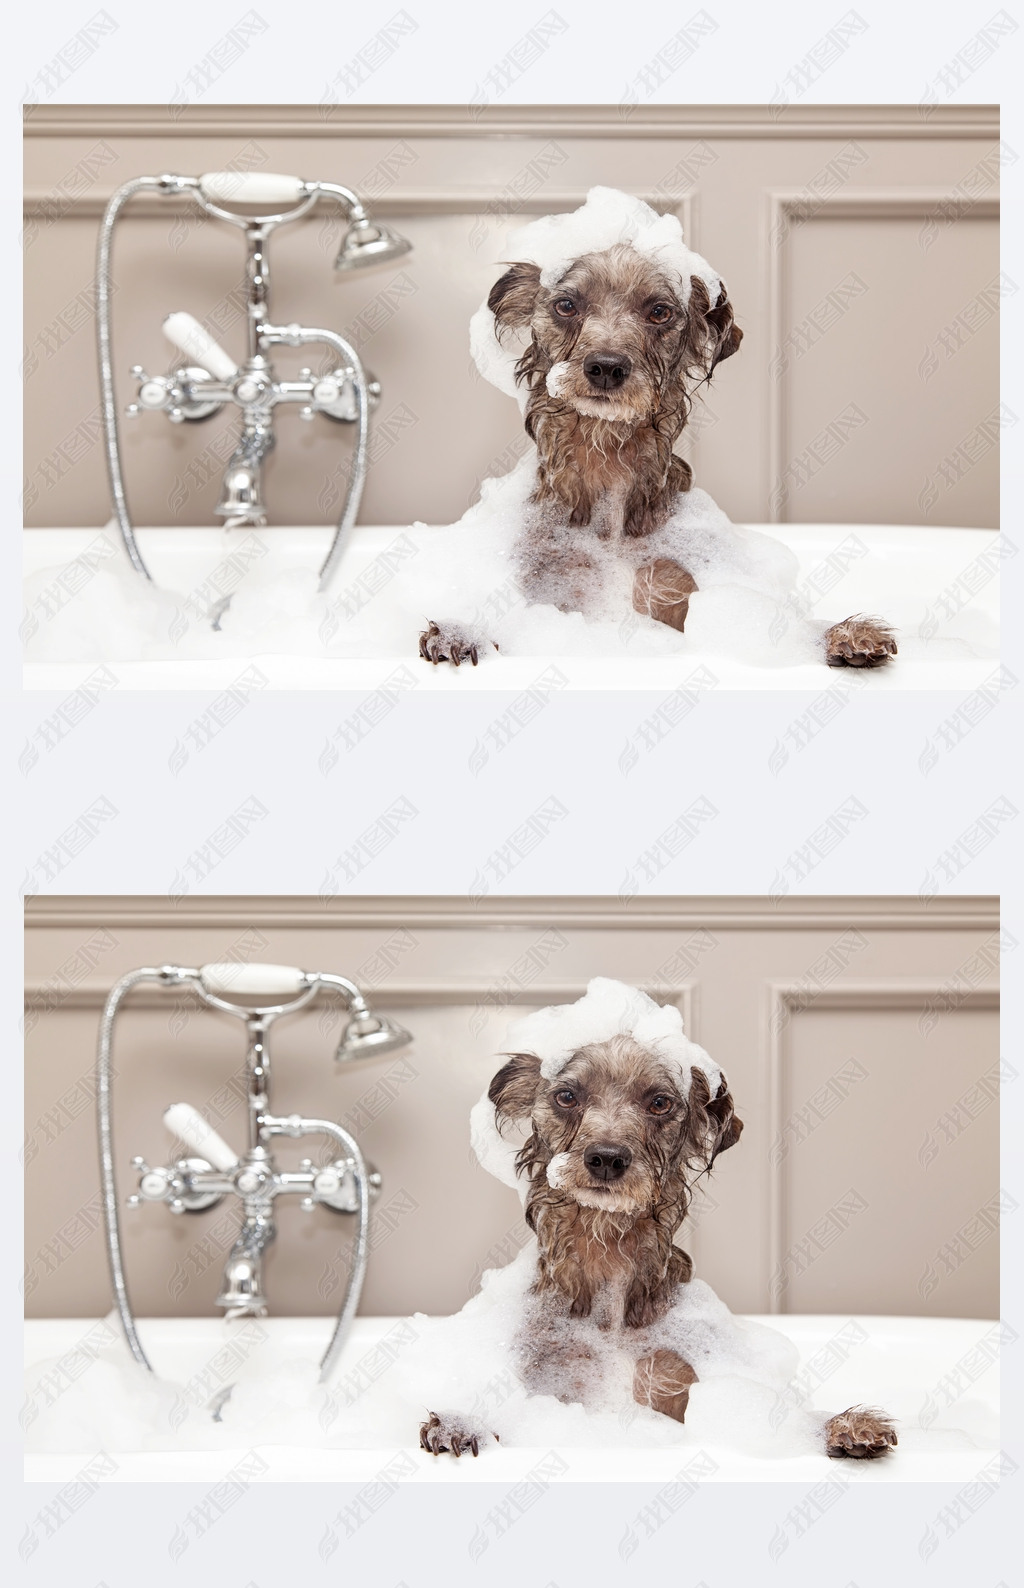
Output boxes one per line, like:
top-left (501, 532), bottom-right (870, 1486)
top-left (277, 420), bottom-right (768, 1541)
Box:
top-left (7, 2), bottom-right (1022, 1581)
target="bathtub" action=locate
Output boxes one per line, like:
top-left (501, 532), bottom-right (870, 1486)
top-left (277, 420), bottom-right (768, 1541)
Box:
top-left (24, 1312), bottom-right (999, 1484)
top-left (23, 521), bottom-right (999, 692)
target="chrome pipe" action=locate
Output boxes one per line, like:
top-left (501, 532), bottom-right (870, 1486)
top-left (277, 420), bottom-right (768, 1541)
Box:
top-left (260, 1114), bottom-right (371, 1382)
top-left (245, 225), bottom-right (270, 362)
top-left (258, 324), bottom-right (369, 592)
top-left (96, 178), bottom-right (168, 580)
top-left (95, 965), bottom-right (177, 1371)
top-left (244, 1018), bottom-right (268, 1153)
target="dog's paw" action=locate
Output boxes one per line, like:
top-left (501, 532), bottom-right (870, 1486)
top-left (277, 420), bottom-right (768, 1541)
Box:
top-left (418, 621), bottom-right (495, 668)
top-left (418, 1410), bottom-right (498, 1458)
top-left (633, 559), bottom-right (697, 633)
top-left (824, 616), bottom-right (898, 668)
top-left (825, 1405), bottom-right (897, 1460)
top-left (633, 1349), bottom-right (698, 1424)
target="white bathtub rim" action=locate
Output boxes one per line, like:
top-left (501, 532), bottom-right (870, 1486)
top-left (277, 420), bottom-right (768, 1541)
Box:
top-left (24, 1310), bottom-right (1000, 1485)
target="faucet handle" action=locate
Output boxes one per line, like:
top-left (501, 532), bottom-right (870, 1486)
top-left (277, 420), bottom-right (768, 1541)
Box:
top-left (312, 1158), bottom-right (381, 1212)
top-left (163, 312), bottom-right (238, 382)
top-left (137, 1166), bottom-right (173, 1202)
top-left (313, 1165), bottom-right (342, 1198)
top-left (311, 370), bottom-right (379, 421)
top-left (163, 1103), bottom-right (239, 1172)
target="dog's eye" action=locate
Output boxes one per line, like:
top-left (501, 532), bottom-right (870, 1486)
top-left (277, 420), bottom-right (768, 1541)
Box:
top-left (552, 298), bottom-right (578, 318)
top-left (647, 1094), bottom-right (675, 1115)
top-left (647, 303), bottom-right (674, 324)
top-left (553, 1088), bottom-right (578, 1108)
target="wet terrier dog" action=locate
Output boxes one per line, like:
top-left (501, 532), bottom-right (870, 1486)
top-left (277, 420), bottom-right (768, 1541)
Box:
top-left (419, 240), bottom-right (896, 668)
top-left (419, 1033), bottom-right (897, 1460)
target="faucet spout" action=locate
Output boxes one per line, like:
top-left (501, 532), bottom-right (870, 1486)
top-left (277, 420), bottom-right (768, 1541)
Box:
top-left (215, 459), bottom-right (265, 527)
top-left (209, 416), bottom-right (274, 624)
top-left (215, 420), bottom-right (273, 529)
top-left (216, 1215), bottom-right (274, 1318)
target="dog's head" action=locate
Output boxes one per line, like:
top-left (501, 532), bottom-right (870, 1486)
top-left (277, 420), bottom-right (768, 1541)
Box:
top-left (488, 243), bottom-right (741, 427)
top-left (488, 1032), bottom-right (742, 1221)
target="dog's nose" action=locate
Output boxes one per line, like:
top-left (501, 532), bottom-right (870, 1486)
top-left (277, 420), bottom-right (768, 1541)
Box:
top-left (585, 1145), bottom-right (632, 1181)
top-left (584, 354), bottom-right (631, 391)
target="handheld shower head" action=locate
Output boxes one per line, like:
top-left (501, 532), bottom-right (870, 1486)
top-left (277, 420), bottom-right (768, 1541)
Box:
top-left (334, 215), bottom-right (412, 272)
top-left (335, 1009), bottom-right (413, 1063)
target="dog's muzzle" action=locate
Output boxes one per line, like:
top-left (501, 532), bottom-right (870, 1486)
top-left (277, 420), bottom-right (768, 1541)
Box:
top-left (584, 354), bottom-right (631, 391)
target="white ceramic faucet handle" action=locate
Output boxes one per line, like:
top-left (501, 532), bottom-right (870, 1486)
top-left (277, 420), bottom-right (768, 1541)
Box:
top-left (199, 962), bottom-right (307, 998)
top-left (199, 171), bottom-right (306, 206)
top-left (163, 1103), bottom-right (239, 1171)
top-left (162, 312), bottom-right (238, 381)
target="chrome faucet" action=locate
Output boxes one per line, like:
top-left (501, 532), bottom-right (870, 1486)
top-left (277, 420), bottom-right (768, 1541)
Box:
top-left (96, 962), bottom-right (410, 1389)
top-left (96, 172), bottom-right (411, 611)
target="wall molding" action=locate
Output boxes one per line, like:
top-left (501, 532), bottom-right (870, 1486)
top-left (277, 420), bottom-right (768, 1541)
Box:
top-left (22, 189), bottom-right (688, 221)
top-left (768, 190), bottom-right (1001, 223)
top-left (765, 188), bottom-right (1000, 522)
top-left (23, 979), bottom-right (698, 1053)
top-left (22, 104), bottom-right (1000, 140)
top-left (23, 894), bottom-right (999, 932)
top-left (762, 978), bottom-right (1000, 1312)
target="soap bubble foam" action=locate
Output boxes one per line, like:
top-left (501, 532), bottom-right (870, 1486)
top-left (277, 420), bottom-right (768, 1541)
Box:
top-left (23, 461), bottom-right (832, 669)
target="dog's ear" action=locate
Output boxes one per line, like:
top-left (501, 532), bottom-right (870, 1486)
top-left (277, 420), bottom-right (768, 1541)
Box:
top-left (489, 1051), bottom-right (543, 1126)
top-left (688, 275), bottom-right (743, 376)
top-left (488, 262), bottom-right (542, 340)
top-left (685, 1065), bottom-right (744, 1168)
top-left (707, 282), bottom-right (743, 370)
top-left (708, 1080), bottom-right (743, 1162)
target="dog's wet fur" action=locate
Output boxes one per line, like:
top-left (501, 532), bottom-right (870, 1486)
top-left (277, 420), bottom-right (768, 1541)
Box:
top-left (492, 245), bottom-right (739, 538)
top-left (419, 240), bottom-right (897, 668)
top-left (419, 1033), bottom-right (897, 1460)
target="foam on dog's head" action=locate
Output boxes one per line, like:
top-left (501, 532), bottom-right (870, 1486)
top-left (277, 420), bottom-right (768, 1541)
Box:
top-left (469, 187), bottom-right (723, 404)
top-left (508, 977), bottom-right (721, 1087)
top-left (509, 187), bottom-right (722, 300)
top-left (469, 977), bottom-right (723, 1193)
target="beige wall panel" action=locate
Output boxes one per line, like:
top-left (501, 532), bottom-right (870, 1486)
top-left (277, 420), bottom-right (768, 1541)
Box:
top-left (776, 1002), bottom-right (999, 1317)
top-left (779, 212), bottom-right (1000, 527)
top-left (24, 896), bottom-right (1000, 1322)
top-left (24, 107), bottom-right (1000, 530)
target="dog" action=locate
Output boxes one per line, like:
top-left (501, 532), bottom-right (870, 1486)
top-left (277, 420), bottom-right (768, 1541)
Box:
top-left (419, 192), bottom-right (897, 670)
top-left (419, 1010), bottom-right (897, 1462)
